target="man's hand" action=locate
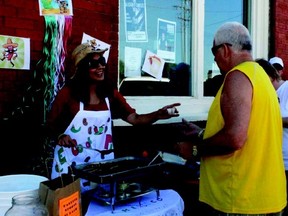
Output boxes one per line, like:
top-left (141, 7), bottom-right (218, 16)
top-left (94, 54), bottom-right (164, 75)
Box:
top-left (181, 118), bottom-right (203, 138)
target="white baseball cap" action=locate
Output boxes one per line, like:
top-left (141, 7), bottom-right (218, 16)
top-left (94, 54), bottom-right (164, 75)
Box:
top-left (269, 57), bottom-right (284, 69)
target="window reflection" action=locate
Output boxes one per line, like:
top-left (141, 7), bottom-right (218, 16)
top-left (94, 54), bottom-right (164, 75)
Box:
top-left (119, 0), bottom-right (191, 96)
top-left (203, 0), bottom-right (246, 96)
top-left (119, 0), bottom-right (248, 97)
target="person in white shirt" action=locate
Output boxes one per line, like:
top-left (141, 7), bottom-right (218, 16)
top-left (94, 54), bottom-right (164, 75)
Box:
top-left (256, 58), bottom-right (288, 216)
top-left (269, 56), bottom-right (285, 79)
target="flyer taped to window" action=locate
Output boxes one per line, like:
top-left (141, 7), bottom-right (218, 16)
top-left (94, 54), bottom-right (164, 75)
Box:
top-left (142, 50), bottom-right (165, 80)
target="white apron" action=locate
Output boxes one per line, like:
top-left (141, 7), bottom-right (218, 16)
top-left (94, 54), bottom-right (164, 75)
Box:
top-left (51, 98), bottom-right (114, 191)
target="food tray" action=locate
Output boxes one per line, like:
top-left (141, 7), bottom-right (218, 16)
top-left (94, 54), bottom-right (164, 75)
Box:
top-left (72, 156), bottom-right (166, 184)
top-left (87, 181), bottom-right (160, 212)
top-left (92, 182), bottom-right (158, 203)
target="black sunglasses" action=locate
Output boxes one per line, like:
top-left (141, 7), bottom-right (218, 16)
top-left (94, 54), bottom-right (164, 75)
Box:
top-left (89, 56), bottom-right (106, 68)
top-left (211, 43), bottom-right (232, 56)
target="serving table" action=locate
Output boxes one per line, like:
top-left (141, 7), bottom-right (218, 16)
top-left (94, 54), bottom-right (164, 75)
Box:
top-left (72, 156), bottom-right (166, 210)
top-left (72, 155), bottom-right (196, 215)
top-left (85, 189), bottom-right (184, 216)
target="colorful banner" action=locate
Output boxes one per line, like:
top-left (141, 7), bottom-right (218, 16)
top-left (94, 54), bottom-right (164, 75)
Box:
top-left (38, 0), bottom-right (73, 16)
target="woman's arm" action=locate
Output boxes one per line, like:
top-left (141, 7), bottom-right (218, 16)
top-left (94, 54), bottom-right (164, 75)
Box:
top-left (112, 89), bottom-right (180, 125)
top-left (126, 103), bottom-right (181, 125)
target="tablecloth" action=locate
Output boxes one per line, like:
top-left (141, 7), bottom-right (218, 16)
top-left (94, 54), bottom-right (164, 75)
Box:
top-left (85, 189), bottom-right (184, 216)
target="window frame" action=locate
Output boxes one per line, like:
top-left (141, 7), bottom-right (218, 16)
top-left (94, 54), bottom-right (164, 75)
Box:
top-left (114, 0), bottom-right (269, 126)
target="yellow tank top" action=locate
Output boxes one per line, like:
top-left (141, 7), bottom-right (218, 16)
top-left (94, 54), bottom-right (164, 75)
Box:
top-left (199, 61), bottom-right (286, 214)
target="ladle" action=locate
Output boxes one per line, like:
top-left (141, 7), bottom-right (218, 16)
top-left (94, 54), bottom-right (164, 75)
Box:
top-left (148, 152), bottom-right (161, 166)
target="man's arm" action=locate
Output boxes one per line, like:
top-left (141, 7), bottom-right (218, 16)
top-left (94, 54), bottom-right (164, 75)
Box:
top-left (199, 70), bottom-right (252, 156)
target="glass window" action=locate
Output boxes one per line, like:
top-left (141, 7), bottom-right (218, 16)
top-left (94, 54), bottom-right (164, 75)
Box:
top-left (115, 0), bottom-right (268, 126)
top-left (203, 0), bottom-right (246, 96)
top-left (119, 0), bottom-right (247, 97)
top-left (119, 0), bottom-right (192, 96)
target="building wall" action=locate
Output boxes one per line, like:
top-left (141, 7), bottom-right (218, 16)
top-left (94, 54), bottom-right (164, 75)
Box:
top-left (0, 0), bottom-right (119, 175)
top-left (271, 0), bottom-right (288, 80)
top-left (0, 1), bottom-right (287, 175)
top-left (1, 1), bottom-right (287, 121)
top-left (0, 0), bottom-right (119, 120)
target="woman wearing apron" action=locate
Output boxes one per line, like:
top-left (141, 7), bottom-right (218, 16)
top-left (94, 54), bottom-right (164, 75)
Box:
top-left (47, 41), bottom-right (180, 191)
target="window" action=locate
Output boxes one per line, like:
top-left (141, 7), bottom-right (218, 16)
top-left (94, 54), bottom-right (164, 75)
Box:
top-left (116, 0), bottom-right (269, 126)
top-left (119, 0), bottom-right (192, 97)
top-left (203, 0), bottom-right (247, 96)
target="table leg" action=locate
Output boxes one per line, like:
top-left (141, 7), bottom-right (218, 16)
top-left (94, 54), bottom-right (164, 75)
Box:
top-left (110, 181), bottom-right (116, 213)
top-left (156, 189), bottom-right (162, 201)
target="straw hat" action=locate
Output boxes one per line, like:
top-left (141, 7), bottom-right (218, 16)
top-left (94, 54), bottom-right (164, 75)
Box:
top-left (72, 40), bottom-right (108, 66)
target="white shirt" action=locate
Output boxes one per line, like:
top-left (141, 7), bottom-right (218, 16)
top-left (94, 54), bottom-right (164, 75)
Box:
top-left (277, 81), bottom-right (288, 170)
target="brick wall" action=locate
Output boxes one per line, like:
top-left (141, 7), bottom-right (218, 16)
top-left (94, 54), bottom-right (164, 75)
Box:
top-left (1, 1), bottom-right (287, 120)
top-left (271, 0), bottom-right (288, 80)
top-left (0, 0), bottom-right (119, 175)
top-left (0, 0), bottom-right (119, 120)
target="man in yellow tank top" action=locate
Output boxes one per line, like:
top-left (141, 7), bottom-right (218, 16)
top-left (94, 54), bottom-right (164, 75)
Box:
top-left (181, 22), bottom-right (286, 215)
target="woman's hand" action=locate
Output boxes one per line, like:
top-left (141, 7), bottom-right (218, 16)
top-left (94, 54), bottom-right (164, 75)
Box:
top-left (157, 103), bottom-right (181, 119)
top-left (126, 103), bottom-right (181, 125)
top-left (57, 134), bottom-right (77, 147)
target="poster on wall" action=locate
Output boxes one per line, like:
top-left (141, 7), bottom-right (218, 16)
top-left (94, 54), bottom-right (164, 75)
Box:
top-left (38, 0), bottom-right (73, 16)
top-left (0, 35), bottom-right (30, 70)
top-left (124, 46), bottom-right (142, 77)
top-left (157, 18), bottom-right (176, 63)
top-left (142, 50), bottom-right (165, 80)
top-left (81, 33), bottom-right (111, 62)
top-left (124, 0), bottom-right (148, 42)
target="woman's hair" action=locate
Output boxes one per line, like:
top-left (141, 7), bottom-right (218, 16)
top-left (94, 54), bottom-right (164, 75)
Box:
top-left (67, 53), bottom-right (114, 104)
top-left (256, 58), bottom-right (281, 81)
